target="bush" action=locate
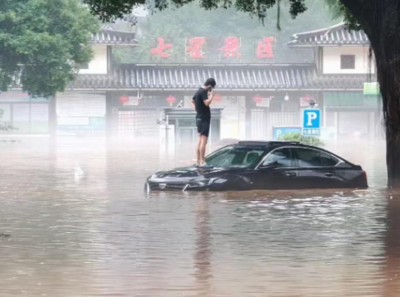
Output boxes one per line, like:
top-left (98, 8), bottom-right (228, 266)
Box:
top-left (279, 133), bottom-right (325, 147)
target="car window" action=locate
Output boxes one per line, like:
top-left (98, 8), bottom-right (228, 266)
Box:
top-left (262, 148), bottom-right (292, 168)
top-left (294, 148), bottom-right (323, 167)
top-left (321, 152), bottom-right (339, 167)
top-left (243, 151), bottom-right (264, 166)
top-left (206, 148), bottom-right (236, 167)
top-left (206, 147), bottom-right (266, 168)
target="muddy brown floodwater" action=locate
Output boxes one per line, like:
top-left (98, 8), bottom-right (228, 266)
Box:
top-left (0, 138), bottom-right (399, 297)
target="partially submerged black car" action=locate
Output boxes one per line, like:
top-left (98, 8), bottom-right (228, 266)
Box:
top-left (146, 141), bottom-right (368, 192)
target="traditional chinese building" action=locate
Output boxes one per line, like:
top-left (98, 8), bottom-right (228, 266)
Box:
top-left (2, 23), bottom-right (380, 141)
top-left (55, 27), bottom-right (138, 136)
top-left (288, 23), bottom-right (380, 139)
top-left (69, 63), bottom-right (317, 140)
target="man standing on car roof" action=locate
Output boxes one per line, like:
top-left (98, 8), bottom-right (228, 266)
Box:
top-left (191, 78), bottom-right (216, 167)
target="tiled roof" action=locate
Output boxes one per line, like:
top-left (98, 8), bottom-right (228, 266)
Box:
top-left (311, 74), bottom-right (376, 90)
top-left (68, 65), bottom-right (376, 91)
top-left (91, 29), bottom-right (138, 45)
top-left (11, 65), bottom-right (376, 91)
top-left (289, 23), bottom-right (369, 47)
top-left (69, 64), bottom-right (318, 90)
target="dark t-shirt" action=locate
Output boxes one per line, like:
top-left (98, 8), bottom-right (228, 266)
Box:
top-left (193, 88), bottom-right (210, 120)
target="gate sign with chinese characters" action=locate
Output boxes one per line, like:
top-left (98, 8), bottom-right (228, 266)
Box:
top-left (302, 109), bottom-right (321, 136)
top-left (150, 36), bottom-right (276, 60)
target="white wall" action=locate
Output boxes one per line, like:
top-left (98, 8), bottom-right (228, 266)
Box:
top-left (214, 96), bottom-right (244, 140)
top-left (79, 45), bottom-right (108, 75)
top-left (56, 92), bottom-right (106, 136)
top-left (323, 47), bottom-right (375, 74)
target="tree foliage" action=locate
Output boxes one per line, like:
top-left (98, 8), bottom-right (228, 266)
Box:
top-left (324, 0), bottom-right (360, 30)
top-left (0, 0), bottom-right (99, 97)
top-left (84, 0), bottom-right (359, 29)
top-left (85, 0), bottom-right (307, 25)
top-left (279, 133), bottom-right (325, 147)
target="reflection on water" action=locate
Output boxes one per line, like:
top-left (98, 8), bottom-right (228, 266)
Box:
top-left (0, 138), bottom-right (399, 296)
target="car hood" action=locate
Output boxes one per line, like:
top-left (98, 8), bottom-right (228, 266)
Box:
top-left (151, 166), bottom-right (233, 180)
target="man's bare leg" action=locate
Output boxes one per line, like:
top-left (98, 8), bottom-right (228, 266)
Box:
top-left (200, 135), bottom-right (208, 165)
top-left (196, 134), bottom-right (201, 165)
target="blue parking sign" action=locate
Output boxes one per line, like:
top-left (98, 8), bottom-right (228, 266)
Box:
top-left (303, 109), bottom-right (321, 136)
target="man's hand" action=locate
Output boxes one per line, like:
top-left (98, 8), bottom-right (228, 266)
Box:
top-left (190, 99), bottom-right (196, 110)
top-left (204, 91), bottom-right (214, 106)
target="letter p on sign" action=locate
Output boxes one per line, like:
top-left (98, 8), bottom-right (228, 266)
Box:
top-left (306, 112), bottom-right (317, 126)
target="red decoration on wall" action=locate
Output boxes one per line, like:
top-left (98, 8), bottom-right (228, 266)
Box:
top-left (119, 95), bottom-right (129, 104)
top-left (253, 94), bottom-right (263, 104)
top-left (300, 95), bottom-right (315, 107)
top-left (219, 37), bottom-right (241, 58)
top-left (166, 95), bottom-right (176, 106)
top-left (150, 37), bottom-right (173, 58)
top-left (213, 94), bottom-right (222, 102)
top-left (186, 37), bottom-right (206, 59)
top-left (256, 37), bottom-right (275, 59)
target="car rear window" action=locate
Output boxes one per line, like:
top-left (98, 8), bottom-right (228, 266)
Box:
top-left (321, 152), bottom-right (339, 166)
top-left (294, 148), bottom-right (339, 168)
top-left (295, 148), bottom-right (323, 167)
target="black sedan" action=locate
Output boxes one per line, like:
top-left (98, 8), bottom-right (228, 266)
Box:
top-left (146, 141), bottom-right (368, 192)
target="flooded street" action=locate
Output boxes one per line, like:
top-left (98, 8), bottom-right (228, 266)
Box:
top-left (1, 138), bottom-right (400, 297)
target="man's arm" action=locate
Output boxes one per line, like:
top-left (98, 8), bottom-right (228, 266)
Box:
top-left (203, 91), bottom-right (214, 106)
top-left (190, 97), bottom-right (196, 110)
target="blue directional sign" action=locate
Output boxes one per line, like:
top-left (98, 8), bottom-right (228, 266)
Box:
top-left (273, 126), bottom-right (302, 140)
top-left (302, 109), bottom-right (321, 136)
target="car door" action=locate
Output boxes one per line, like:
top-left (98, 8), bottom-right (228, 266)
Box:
top-left (255, 147), bottom-right (298, 189)
top-left (322, 152), bottom-right (355, 187)
top-left (291, 147), bottom-right (344, 189)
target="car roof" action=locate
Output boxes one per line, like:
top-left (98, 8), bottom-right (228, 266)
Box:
top-left (233, 141), bottom-right (304, 148)
top-left (232, 141), bottom-right (332, 154)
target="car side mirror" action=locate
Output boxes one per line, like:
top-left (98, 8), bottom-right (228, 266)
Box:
top-left (259, 161), bottom-right (278, 169)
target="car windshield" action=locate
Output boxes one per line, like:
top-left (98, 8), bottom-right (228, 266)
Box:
top-left (205, 147), bottom-right (267, 168)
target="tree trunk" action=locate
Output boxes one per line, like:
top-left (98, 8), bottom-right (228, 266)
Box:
top-left (341, 0), bottom-right (400, 187)
top-left (376, 51), bottom-right (400, 187)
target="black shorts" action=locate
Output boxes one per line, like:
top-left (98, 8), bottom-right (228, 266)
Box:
top-left (196, 118), bottom-right (210, 137)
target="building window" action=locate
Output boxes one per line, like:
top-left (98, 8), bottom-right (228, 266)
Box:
top-left (341, 55), bottom-right (356, 69)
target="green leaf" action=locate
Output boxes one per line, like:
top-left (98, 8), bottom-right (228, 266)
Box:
top-left (0, 0), bottom-right (99, 97)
